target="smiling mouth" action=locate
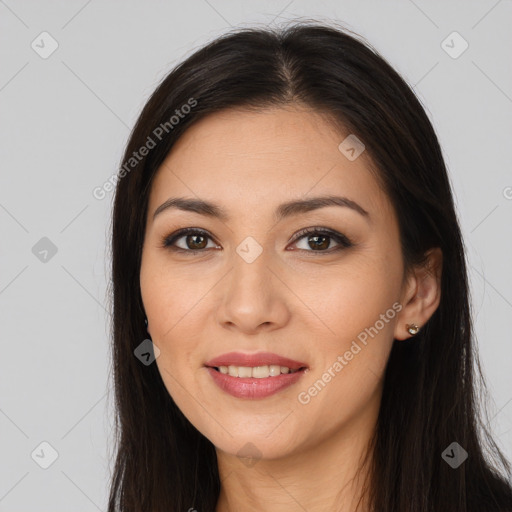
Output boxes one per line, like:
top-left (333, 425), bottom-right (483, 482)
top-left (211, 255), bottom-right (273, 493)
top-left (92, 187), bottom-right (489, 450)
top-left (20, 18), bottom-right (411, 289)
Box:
top-left (208, 365), bottom-right (307, 378)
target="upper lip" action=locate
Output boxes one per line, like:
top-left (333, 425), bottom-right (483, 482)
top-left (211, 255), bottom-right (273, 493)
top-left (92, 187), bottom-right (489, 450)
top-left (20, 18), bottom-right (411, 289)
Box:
top-left (204, 352), bottom-right (308, 370)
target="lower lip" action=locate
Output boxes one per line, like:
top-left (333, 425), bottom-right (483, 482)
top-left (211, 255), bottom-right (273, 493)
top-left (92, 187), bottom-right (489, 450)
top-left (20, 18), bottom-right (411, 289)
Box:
top-left (206, 367), bottom-right (306, 399)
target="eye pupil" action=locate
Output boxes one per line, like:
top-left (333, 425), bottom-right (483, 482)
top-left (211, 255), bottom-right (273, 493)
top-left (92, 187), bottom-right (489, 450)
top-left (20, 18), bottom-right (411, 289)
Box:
top-left (308, 235), bottom-right (330, 250)
top-left (187, 234), bottom-right (207, 250)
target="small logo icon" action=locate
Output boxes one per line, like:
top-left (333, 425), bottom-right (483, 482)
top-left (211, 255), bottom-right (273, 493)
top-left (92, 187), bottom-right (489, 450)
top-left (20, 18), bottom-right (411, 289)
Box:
top-left (441, 31), bottom-right (469, 59)
top-left (31, 441), bottom-right (59, 469)
top-left (338, 134), bottom-right (365, 161)
top-left (442, 441), bottom-right (468, 468)
top-left (236, 236), bottom-right (263, 263)
top-left (236, 442), bottom-right (262, 468)
top-left (134, 339), bottom-right (160, 365)
top-left (32, 237), bottom-right (58, 263)
top-left (31, 31), bottom-right (59, 59)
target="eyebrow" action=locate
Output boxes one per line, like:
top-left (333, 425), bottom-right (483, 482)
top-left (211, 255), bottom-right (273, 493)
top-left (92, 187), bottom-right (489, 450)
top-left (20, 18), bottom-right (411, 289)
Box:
top-left (152, 195), bottom-right (370, 223)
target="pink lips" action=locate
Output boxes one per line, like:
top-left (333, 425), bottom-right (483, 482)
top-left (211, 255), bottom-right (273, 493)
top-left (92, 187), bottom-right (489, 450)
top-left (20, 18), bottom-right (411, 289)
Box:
top-left (204, 351), bottom-right (307, 371)
top-left (204, 351), bottom-right (308, 400)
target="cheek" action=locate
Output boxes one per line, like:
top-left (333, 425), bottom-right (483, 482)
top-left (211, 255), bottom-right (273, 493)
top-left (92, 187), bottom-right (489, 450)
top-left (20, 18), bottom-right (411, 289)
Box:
top-left (295, 256), bottom-right (401, 397)
top-left (140, 255), bottom-right (210, 342)
top-left (298, 255), bottom-right (401, 340)
top-left (140, 266), bottom-right (208, 423)
top-left (294, 283), bottom-right (396, 440)
top-left (139, 257), bottom-right (208, 401)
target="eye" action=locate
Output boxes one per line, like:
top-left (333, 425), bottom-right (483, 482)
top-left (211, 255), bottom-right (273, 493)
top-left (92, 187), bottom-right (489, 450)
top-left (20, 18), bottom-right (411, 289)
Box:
top-left (290, 226), bottom-right (353, 253)
top-left (161, 228), bottom-right (219, 254)
top-left (160, 226), bottom-right (353, 255)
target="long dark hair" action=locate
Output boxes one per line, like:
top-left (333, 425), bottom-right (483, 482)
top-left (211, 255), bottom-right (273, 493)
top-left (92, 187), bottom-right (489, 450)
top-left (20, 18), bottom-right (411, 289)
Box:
top-left (107, 21), bottom-right (512, 511)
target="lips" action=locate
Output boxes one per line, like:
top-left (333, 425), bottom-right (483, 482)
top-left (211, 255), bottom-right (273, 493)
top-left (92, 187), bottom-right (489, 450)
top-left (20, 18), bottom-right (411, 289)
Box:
top-left (206, 367), bottom-right (306, 399)
top-left (204, 351), bottom-right (308, 371)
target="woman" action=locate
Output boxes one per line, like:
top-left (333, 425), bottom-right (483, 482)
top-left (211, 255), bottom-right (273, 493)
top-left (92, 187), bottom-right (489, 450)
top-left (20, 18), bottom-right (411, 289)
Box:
top-left (107, 21), bottom-right (512, 512)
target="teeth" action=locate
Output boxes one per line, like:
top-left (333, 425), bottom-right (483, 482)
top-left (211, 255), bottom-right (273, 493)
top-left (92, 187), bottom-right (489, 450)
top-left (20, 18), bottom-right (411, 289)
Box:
top-left (217, 365), bottom-right (300, 377)
top-left (238, 366), bottom-right (252, 378)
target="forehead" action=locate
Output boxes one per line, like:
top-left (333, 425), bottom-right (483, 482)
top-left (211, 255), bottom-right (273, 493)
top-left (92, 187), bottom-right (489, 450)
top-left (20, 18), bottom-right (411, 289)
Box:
top-left (148, 107), bottom-right (386, 218)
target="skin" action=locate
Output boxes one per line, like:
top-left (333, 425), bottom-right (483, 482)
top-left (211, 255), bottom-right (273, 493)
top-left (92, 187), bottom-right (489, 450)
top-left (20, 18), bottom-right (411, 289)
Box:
top-left (139, 105), bottom-right (442, 512)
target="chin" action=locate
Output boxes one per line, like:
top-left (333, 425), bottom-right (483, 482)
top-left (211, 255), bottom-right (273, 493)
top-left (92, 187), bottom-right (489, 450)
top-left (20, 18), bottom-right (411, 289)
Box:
top-left (200, 422), bottom-right (303, 462)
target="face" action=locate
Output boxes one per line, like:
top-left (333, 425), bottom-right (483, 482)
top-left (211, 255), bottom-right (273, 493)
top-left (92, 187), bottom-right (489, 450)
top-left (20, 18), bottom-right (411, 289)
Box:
top-left (140, 106), bottom-right (408, 460)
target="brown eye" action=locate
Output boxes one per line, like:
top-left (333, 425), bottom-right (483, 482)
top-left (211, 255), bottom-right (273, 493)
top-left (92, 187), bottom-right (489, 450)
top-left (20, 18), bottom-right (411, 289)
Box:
top-left (291, 227), bottom-right (353, 253)
top-left (185, 233), bottom-right (208, 250)
top-left (306, 234), bottom-right (330, 250)
top-left (162, 228), bottom-right (218, 253)
top-left (162, 226), bottom-right (352, 255)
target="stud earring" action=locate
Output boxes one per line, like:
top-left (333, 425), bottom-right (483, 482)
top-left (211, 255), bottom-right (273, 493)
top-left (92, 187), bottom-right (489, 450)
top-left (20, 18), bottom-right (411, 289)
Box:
top-left (406, 323), bottom-right (420, 335)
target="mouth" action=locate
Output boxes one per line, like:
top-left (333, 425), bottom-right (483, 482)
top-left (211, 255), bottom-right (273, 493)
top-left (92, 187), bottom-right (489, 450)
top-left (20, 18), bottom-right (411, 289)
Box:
top-left (207, 364), bottom-right (307, 377)
top-left (204, 352), bottom-right (309, 399)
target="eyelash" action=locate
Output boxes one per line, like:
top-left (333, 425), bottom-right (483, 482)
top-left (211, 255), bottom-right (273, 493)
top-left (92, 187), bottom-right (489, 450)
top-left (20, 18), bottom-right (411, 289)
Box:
top-left (160, 226), bottom-right (353, 255)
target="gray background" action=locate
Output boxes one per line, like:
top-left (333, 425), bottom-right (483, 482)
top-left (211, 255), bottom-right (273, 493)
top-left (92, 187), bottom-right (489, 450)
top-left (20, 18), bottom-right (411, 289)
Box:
top-left (1, 0), bottom-right (511, 510)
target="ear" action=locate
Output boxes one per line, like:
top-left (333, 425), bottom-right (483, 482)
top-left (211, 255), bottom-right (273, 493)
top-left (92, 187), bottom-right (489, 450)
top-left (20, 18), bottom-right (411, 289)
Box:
top-left (394, 247), bottom-right (443, 340)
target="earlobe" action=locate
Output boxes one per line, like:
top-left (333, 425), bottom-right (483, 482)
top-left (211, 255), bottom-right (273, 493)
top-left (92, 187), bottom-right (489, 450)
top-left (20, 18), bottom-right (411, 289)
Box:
top-left (394, 247), bottom-right (442, 341)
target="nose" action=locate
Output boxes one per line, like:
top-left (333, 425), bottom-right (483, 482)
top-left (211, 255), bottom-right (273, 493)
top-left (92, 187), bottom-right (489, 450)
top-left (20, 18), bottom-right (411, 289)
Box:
top-left (215, 248), bottom-right (291, 335)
